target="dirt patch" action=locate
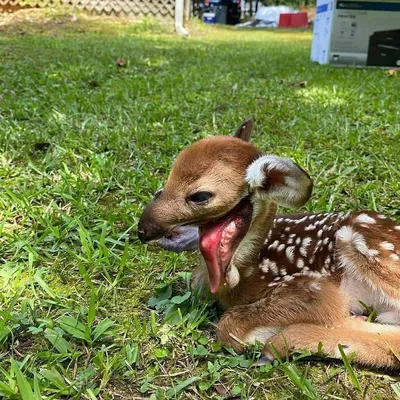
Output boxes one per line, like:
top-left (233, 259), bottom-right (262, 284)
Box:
top-left (0, 7), bottom-right (75, 24)
top-left (0, 7), bottom-right (81, 34)
top-left (0, 8), bottom-right (173, 35)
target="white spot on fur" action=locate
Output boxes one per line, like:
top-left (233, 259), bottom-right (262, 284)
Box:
top-left (260, 259), bottom-right (277, 274)
top-left (274, 276), bottom-right (281, 281)
top-left (284, 226), bottom-right (291, 232)
top-left (390, 253), bottom-right (400, 262)
top-left (277, 244), bottom-right (286, 252)
top-left (300, 237), bottom-right (312, 257)
top-left (297, 258), bottom-right (304, 269)
top-left (380, 241), bottom-right (395, 251)
top-left (377, 214), bottom-right (387, 219)
top-left (298, 270), bottom-right (322, 279)
top-left (309, 271), bottom-right (324, 278)
top-left (297, 216), bottom-right (308, 224)
top-left (328, 242), bottom-right (334, 252)
top-left (286, 246), bottom-right (295, 263)
top-left (355, 214), bottom-right (376, 224)
top-left (309, 282), bottom-right (321, 292)
top-left (321, 267), bottom-right (330, 276)
top-left (283, 275), bottom-right (294, 282)
top-left (317, 229), bottom-right (323, 238)
top-left (395, 226), bottom-right (400, 231)
top-left (296, 237), bottom-right (302, 245)
top-left (268, 240), bottom-right (280, 250)
top-left (323, 237), bottom-right (330, 245)
top-left (315, 218), bottom-right (327, 226)
top-left (324, 256), bottom-right (331, 267)
top-left (336, 226), bottom-right (370, 257)
top-left (304, 224), bottom-right (316, 231)
top-left (277, 218), bottom-right (283, 223)
top-left (269, 261), bottom-right (279, 275)
top-left (280, 268), bottom-right (287, 276)
top-left (287, 238), bottom-right (294, 245)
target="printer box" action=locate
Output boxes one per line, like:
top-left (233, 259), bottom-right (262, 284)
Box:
top-left (311, 0), bottom-right (400, 66)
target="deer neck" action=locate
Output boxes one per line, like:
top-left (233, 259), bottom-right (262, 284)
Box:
top-left (230, 199), bottom-right (278, 278)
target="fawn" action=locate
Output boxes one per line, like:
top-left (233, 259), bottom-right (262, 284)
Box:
top-left (138, 120), bottom-right (400, 368)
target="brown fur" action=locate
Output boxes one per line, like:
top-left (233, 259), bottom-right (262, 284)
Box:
top-left (139, 122), bottom-right (400, 369)
top-left (337, 211), bottom-right (400, 302)
top-left (203, 210), bottom-right (400, 368)
top-left (217, 277), bottom-right (348, 350)
top-left (138, 137), bottom-right (261, 241)
top-left (266, 322), bottom-right (400, 368)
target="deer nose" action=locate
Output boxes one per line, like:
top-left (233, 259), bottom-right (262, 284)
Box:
top-left (138, 201), bottom-right (169, 243)
top-left (137, 229), bottom-right (147, 243)
top-left (137, 223), bottom-right (167, 243)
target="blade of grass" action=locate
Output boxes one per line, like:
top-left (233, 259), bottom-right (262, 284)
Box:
top-left (337, 344), bottom-right (361, 392)
top-left (11, 360), bottom-right (34, 400)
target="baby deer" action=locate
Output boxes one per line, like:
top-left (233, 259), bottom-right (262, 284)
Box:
top-left (138, 120), bottom-right (400, 368)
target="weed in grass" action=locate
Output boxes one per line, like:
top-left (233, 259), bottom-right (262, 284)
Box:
top-left (0, 10), bottom-right (399, 400)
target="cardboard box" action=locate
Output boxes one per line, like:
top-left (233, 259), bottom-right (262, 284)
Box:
top-left (311, 0), bottom-right (400, 66)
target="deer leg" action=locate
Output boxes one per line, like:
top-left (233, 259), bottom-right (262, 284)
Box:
top-left (264, 321), bottom-right (400, 369)
top-left (217, 276), bottom-right (348, 352)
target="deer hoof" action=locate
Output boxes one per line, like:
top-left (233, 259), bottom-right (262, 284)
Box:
top-left (253, 353), bottom-right (275, 366)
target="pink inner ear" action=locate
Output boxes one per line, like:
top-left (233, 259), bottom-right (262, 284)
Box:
top-left (263, 168), bottom-right (286, 190)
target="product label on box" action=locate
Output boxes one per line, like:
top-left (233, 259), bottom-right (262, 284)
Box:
top-left (311, 0), bottom-right (400, 66)
top-left (329, 0), bottom-right (400, 66)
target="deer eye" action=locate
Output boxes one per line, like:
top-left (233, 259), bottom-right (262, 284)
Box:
top-left (186, 191), bottom-right (213, 204)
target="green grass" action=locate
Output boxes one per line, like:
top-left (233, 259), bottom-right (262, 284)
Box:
top-left (1, 9), bottom-right (400, 399)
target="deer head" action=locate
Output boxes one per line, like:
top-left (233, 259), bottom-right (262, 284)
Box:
top-left (138, 120), bottom-right (313, 293)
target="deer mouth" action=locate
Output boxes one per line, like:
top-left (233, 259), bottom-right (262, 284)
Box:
top-left (199, 197), bottom-right (252, 294)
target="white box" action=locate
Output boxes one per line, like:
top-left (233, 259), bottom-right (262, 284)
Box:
top-left (311, 0), bottom-right (400, 66)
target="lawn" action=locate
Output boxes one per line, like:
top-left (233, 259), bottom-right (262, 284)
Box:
top-left (1, 9), bottom-right (400, 400)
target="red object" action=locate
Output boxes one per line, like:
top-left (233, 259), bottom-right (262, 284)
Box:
top-left (291, 12), bottom-right (308, 27)
top-left (278, 13), bottom-right (292, 28)
top-left (278, 12), bottom-right (308, 28)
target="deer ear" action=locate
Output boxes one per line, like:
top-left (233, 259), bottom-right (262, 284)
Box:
top-left (232, 119), bottom-right (253, 142)
top-left (245, 155), bottom-right (313, 208)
